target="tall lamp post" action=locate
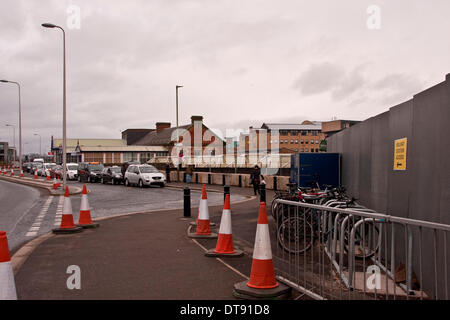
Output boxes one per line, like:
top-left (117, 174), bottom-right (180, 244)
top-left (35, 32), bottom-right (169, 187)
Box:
top-left (5, 124), bottom-right (16, 164)
top-left (0, 80), bottom-right (22, 172)
top-left (42, 23), bottom-right (67, 188)
top-left (33, 133), bottom-right (42, 156)
top-left (175, 85), bottom-right (183, 182)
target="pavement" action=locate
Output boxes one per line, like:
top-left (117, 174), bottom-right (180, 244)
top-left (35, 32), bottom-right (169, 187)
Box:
top-left (12, 181), bottom-right (283, 300)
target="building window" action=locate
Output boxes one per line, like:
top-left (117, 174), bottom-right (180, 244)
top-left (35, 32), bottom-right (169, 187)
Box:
top-left (290, 139), bottom-right (294, 144)
top-left (140, 152), bottom-right (155, 163)
top-left (295, 140), bottom-right (298, 144)
top-left (123, 152), bottom-right (138, 162)
top-left (300, 140), bottom-right (304, 144)
top-left (301, 131), bottom-right (307, 136)
top-left (84, 152), bottom-right (103, 163)
top-left (315, 140), bottom-right (319, 144)
top-left (280, 130), bottom-right (288, 136)
top-left (305, 140), bottom-right (309, 144)
top-left (304, 149), bottom-right (308, 152)
top-left (311, 140), bottom-right (314, 144)
top-left (315, 148), bottom-right (319, 153)
top-left (300, 148), bottom-right (303, 152)
top-left (104, 152), bottom-right (113, 164)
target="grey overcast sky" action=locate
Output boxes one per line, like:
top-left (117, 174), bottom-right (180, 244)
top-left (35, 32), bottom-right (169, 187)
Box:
top-left (1, 0), bottom-right (449, 154)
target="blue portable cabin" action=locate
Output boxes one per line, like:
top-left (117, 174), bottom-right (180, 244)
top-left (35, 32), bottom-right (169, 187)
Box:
top-left (290, 153), bottom-right (340, 189)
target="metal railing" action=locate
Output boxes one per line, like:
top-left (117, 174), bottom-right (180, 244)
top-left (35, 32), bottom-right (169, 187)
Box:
top-left (272, 199), bottom-right (450, 300)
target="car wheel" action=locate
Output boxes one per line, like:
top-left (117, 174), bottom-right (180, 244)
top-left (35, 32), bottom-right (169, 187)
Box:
top-left (101, 178), bottom-right (104, 184)
top-left (88, 176), bottom-right (91, 183)
top-left (112, 178), bottom-right (115, 185)
top-left (125, 179), bottom-right (130, 187)
top-left (78, 175), bottom-right (81, 182)
top-left (138, 180), bottom-right (144, 188)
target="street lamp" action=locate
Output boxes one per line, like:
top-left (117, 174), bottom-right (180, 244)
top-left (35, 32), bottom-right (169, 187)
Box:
top-left (175, 85), bottom-right (183, 181)
top-left (5, 124), bottom-right (16, 164)
top-left (42, 22), bottom-right (67, 188)
top-left (0, 80), bottom-right (22, 173)
top-left (33, 133), bottom-right (42, 156)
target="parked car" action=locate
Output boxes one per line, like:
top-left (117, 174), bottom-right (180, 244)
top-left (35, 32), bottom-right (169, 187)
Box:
top-left (41, 163), bottom-right (57, 177)
top-left (33, 162), bottom-right (44, 175)
top-left (23, 162), bottom-right (32, 173)
top-left (100, 166), bottom-right (124, 185)
top-left (66, 163), bottom-right (79, 180)
top-left (50, 165), bottom-right (63, 179)
top-left (124, 164), bottom-right (165, 188)
top-left (78, 162), bottom-right (104, 183)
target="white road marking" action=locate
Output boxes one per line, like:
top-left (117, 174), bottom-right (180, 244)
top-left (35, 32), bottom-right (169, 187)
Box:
top-left (26, 196), bottom-right (54, 237)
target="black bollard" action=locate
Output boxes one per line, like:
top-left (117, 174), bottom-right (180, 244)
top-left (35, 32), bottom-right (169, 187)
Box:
top-left (238, 175), bottom-right (242, 188)
top-left (183, 172), bottom-right (186, 183)
top-left (224, 185), bottom-right (230, 202)
top-left (195, 173), bottom-right (199, 184)
top-left (184, 187), bottom-right (191, 217)
top-left (208, 173), bottom-right (211, 185)
top-left (222, 174), bottom-right (226, 186)
top-left (273, 176), bottom-right (278, 191)
top-left (259, 184), bottom-right (266, 203)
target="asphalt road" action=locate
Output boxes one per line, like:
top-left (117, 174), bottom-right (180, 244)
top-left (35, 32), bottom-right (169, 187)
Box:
top-left (0, 175), bottom-right (246, 254)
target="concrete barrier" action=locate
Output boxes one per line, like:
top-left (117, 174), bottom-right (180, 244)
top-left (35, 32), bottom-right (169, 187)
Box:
top-left (164, 170), bottom-right (289, 190)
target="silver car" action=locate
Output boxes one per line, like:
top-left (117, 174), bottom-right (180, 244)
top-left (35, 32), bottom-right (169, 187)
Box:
top-left (124, 164), bottom-right (165, 188)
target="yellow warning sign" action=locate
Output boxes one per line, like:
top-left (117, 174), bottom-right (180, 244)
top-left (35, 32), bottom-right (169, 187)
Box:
top-left (393, 138), bottom-right (407, 170)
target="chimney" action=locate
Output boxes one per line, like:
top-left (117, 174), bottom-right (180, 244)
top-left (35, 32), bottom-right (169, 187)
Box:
top-left (191, 115), bottom-right (203, 125)
top-left (156, 122), bottom-right (171, 133)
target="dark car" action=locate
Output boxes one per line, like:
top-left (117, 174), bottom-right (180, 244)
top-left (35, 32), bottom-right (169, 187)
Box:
top-left (100, 166), bottom-right (124, 185)
top-left (77, 162), bottom-right (105, 183)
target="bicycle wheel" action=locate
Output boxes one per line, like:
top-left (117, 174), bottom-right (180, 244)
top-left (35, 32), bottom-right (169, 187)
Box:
top-left (277, 216), bottom-right (313, 254)
top-left (343, 220), bottom-right (380, 259)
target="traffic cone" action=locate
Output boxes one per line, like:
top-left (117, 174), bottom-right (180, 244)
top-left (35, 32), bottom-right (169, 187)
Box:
top-left (20, 169), bottom-right (24, 177)
top-left (33, 169), bottom-right (38, 179)
top-left (52, 177), bottom-right (58, 189)
top-left (10, 168), bottom-right (14, 176)
top-left (0, 231), bottom-right (17, 300)
top-left (233, 202), bottom-right (291, 300)
top-left (187, 184), bottom-right (217, 239)
top-left (205, 194), bottom-right (243, 257)
top-left (56, 176), bottom-right (61, 187)
top-left (52, 186), bottom-right (83, 234)
top-left (189, 184), bottom-right (215, 227)
top-left (77, 185), bottom-right (99, 228)
top-left (46, 174), bottom-right (50, 181)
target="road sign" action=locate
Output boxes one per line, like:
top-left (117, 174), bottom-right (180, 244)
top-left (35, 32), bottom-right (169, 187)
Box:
top-left (393, 138), bottom-right (407, 171)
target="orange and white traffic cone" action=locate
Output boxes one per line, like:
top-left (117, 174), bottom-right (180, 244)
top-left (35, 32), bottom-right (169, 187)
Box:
top-left (52, 177), bottom-right (58, 189)
top-left (46, 174), bottom-right (50, 181)
top-left (20, 169), bottom-right (24, 178)
top-left (52, 186), bottom-right (83, 234)
top-left (77, 185), bottom-right (99, 229)
top-left (10, 168), bottom-right (14, 177)
top-left (233, 202), bottom-right (291, 299)
top-left (189, 184), bottom-right (216, 227)
top-left (33, 169), bottom-right (38, 179)
top-left (205, 194), bottom-right (243, 257)
top-left (0, 231), bottom-right (17, 300)
top-left (188, 184), bottom-right (217, 239)
top-left (56, 176), bottom-right (61, 187)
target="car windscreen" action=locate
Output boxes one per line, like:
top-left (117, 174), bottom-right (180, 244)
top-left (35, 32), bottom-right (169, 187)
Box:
top-left (111, 167), bottom-right (121, 173)
top-left (45, 164), bottom-right (55, 169)
top-left (139, 166), bottom-right (159, 173)
top-left (67, 165), bottom-right (78, 170)
top-left (88, 164), bottom-right (104, 171)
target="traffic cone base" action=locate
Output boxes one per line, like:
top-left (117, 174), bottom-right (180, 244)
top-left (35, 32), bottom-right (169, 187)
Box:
top-left (233, 280), bottom-right (291, 300)
top-left (205, 247), bottom-right (243, 258)
top-left (189, 221), bottom-right (216, 226)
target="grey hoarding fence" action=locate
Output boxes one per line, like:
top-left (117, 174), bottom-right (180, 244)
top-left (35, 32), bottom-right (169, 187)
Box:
top-left (273, 199), bottom-right (450, 300)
